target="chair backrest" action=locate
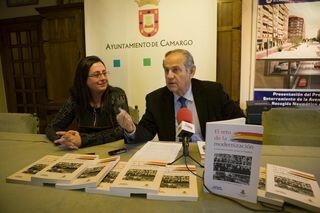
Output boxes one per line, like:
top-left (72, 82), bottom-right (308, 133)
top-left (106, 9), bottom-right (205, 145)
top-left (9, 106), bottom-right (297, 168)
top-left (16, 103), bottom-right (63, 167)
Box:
top-left (262, 108), bottom-right (320, 146)
top-left (129, 105), bottom-right (139, 124)
top-left (0, 113), bottom-right (39, 134)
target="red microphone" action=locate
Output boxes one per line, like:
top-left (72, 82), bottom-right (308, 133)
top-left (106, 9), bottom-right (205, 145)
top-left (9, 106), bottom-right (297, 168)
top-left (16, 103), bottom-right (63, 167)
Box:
top-left (177, 108), bottom-right (193, 124)
top-left (176, 108), bottom-right (195, 139)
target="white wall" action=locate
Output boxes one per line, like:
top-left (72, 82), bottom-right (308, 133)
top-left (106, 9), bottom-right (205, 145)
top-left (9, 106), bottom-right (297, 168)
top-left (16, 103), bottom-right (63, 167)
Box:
top-left (85, 0), bottom-right (217, 114)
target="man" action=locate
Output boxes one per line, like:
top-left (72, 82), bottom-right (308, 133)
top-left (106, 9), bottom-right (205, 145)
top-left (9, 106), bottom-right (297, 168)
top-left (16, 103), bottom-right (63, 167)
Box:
top-left (117, 49), bottom-right (244, 143)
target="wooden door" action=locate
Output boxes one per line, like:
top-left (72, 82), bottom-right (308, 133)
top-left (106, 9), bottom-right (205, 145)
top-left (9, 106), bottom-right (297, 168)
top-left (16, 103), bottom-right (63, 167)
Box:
top-left (0, 16), bottom-right (47, 131)
top-left (217, 0), bottom-right (242, 102)
top-left (36, 3), bottom-right (85, 114)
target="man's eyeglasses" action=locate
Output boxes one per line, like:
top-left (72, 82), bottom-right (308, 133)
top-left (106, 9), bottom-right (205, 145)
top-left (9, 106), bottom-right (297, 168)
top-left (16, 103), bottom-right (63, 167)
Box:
top-left (88, 71), bottom-right (109, 78)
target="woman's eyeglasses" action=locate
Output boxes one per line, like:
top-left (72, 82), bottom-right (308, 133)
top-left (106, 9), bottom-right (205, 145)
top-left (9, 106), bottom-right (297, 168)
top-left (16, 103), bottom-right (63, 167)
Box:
top-left (88, 71), bottom-right (109, 78)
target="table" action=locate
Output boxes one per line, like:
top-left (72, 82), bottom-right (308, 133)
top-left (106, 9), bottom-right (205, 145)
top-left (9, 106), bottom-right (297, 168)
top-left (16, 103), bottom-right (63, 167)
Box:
top-left (0, 132), bottom-right (319, 213)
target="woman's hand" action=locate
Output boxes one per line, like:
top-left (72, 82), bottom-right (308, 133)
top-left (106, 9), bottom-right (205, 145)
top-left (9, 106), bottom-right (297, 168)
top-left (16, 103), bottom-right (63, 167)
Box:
top-left (54, 130), bottom-right (81, 150)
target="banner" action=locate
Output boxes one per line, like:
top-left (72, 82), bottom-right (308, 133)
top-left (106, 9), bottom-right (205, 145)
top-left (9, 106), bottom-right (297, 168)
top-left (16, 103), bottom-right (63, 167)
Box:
top-left (84, 0), bottom-right (217, 113)
top-left (254, 0), bottom-right (320, 107)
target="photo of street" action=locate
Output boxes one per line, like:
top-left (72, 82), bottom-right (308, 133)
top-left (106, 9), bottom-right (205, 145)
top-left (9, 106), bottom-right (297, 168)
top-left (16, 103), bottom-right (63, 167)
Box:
top-left (255, 1), bottom-right (320, 90)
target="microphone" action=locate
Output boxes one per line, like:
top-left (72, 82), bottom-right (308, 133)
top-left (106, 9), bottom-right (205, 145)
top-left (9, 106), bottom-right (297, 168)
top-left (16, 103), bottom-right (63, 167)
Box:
top-left (176, 108), bottom-right (195, 140)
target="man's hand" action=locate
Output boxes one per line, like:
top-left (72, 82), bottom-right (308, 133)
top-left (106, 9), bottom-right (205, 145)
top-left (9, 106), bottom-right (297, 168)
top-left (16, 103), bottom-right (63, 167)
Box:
top-left (54, 130), bottom-right (81, 150)
top-left (116, 108), bottom-right (136, 133)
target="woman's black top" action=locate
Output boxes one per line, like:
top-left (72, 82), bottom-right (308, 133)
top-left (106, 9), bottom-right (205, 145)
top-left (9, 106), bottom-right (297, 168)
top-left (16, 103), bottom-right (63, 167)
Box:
top-left (45, 86), bottom-right (129, 147)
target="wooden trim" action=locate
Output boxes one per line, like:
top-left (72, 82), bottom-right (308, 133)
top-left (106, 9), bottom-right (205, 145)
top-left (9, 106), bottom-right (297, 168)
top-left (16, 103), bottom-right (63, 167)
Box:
top-left (36, 2), bottom-right (83, 14)
top-left (0, 16), bottom-right (41, 25)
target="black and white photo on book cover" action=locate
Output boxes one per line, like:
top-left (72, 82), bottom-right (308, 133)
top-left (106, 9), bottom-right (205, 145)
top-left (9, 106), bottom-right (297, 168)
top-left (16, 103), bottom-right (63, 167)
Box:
top-left (204, 118), bottom-right (263, 203)
top-left (266, 164), bottom-right (320, 212)
top-left (6, 155), bottom-right (61, 185)
top-left (31, 153), bottom-right (99, 185)
top-left (109, 161), bottom-right (165, 195)
top-left (55, 156), bottom-right (120, 190)
top-left (85, 162), bottom-right (130, 197)
top-left (257, 167), bottom-right (284, 206)
top-left (147, 165), bottom-right (198, 201)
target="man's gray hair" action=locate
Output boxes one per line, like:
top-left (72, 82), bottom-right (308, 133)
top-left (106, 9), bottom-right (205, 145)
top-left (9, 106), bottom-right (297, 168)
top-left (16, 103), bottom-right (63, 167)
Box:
top-left (163, 49), bottom-right (194, 70)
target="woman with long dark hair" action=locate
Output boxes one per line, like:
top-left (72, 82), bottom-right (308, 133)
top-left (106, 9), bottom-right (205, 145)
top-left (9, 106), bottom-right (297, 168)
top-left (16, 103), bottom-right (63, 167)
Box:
top-left (46, 56), bottom-right (129, 149)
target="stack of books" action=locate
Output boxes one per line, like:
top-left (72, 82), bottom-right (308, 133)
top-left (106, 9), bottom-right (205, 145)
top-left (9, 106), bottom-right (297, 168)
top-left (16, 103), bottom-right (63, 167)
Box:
top-left (6, 142), bottom-right (199, 202)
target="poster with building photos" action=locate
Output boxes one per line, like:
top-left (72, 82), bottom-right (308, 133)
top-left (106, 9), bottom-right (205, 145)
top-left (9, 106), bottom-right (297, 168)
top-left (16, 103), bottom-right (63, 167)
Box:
top-left (204, 119), bottom-right (263, 203)
top-left (266, 164), bottom-right (320, 212)
top-left (55, 156), bottom-right (120, 190)
top-left (6, 155), bottom-right (61, 185)
top-left (147, 165), bottom-right (198, 201)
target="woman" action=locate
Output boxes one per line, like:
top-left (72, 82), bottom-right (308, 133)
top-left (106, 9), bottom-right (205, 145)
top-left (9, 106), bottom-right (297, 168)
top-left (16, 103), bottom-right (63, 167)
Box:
top-left (46, 56), bottom-right (129, 149)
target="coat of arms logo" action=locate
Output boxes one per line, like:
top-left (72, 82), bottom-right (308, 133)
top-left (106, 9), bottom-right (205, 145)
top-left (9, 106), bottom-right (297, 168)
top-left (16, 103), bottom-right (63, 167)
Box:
top-left (135, 0), bottom-right (160, 37)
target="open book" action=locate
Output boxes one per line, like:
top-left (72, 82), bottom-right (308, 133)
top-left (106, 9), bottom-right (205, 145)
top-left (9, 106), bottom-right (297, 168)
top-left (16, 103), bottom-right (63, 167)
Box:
top-left (147, 165), bottom-right (198, 201)
top-left (31, 153), bottom-right (99, 185)
top-left (55, 156), bottom-right (120, 190)
top-left (266, 164), bottom-right (320, 212)
top-left (204, 118), bottom-right (263, 203)
top-left (6, 155), bottom-right (61, 185)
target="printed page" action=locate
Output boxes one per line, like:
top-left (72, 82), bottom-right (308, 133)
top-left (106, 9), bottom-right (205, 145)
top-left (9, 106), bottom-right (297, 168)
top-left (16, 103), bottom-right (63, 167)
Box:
top-left (129, 141), bottom-right (182, 163)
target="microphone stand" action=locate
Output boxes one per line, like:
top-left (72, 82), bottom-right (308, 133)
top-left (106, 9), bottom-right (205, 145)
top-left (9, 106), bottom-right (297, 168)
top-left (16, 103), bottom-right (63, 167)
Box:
top-left (168, 136), bottom-right (204, 168)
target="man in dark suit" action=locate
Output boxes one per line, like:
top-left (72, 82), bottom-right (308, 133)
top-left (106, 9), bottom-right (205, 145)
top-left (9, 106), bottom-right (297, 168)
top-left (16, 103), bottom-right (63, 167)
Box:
top-left (117, 49), bottom-right (244, 143)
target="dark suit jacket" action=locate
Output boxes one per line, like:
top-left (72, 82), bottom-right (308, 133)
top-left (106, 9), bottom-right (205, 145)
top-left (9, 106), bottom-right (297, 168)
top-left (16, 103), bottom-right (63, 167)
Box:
top-left (130, 78), bottom-right (244, 143)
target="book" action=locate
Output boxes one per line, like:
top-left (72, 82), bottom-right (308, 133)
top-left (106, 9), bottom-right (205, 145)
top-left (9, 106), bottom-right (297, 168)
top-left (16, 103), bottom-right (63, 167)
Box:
top-left (6, 155), bottom-right (61, 185)
top-left (197, 141), bottom-right (205, 163)
top-left (204, 118), bottom-right (263, 203)
top-left (31, 153), bottom-right (99, 185)
top-left (85, 161), bottom-right (130, 197)
top-left (147, 165), bottom-right (198, 201)
top-left (109, 161), bottom-right (165, 195)
top-left (257, 167), bottom-right (284, 206)
top-left (266, 164), bottom-right (320, 212)
top-left (55, 156), bottom-right (120, 190)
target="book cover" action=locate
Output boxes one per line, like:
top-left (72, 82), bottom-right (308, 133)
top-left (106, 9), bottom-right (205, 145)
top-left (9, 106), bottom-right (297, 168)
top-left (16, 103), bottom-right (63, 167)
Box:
top-left (197, 141), bottom-right (205, 163)
top-left (6, 155), bottom-right (61, 185)
top-left (109, 161), bottom-right (164, 195)
top-left (55, 156), bottom-right (120, 190)
top-left (147, 165), bottom-right (198, 201)
top-left (266, 164), bottom-right (320, 212)
top-left (85, 161), bottom-right (130, 197)
top-left (257, 167), bottom-right (284, 206)
top-left (31, 153), bottom-right (99, 185)
top-left (204, 118), bottom-right (263, 203)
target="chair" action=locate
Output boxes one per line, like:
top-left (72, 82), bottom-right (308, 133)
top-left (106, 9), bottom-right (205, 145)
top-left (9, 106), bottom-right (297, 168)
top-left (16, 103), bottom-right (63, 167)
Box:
top-left (0, 113), bottom-right (39, 134)
top-left (262, 108), bottom-right (320, 146)
top-left (129, 105), bottom-right (139, 124)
